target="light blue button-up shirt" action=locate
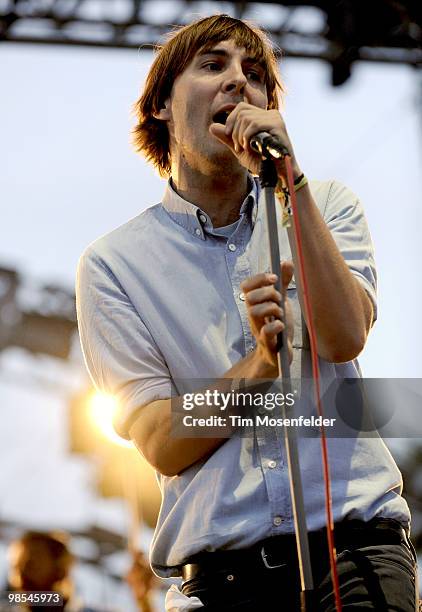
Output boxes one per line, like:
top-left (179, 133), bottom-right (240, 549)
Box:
top-left (76, 177), bottom-right (410, 577)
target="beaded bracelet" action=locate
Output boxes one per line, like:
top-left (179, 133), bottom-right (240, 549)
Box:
top-left (274, 173), bottom-right (308, 227)
top-left (274, 179), bottom-right (291, 227)
top-left (293, 173), bottom-right (308, 192)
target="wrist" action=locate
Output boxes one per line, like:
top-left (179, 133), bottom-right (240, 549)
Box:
top-left (276, 160), bottom-right (302, 183)
top-left (252, 348), bottom-right (278, 379)
top-left (292, 165), bottom-right (303, 182)
top-left (275, 172), bottom-right (308, 203)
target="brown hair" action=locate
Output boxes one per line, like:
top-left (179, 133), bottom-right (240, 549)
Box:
top-left (9, 531), bottom-right (73, 589)
top-left (132, 14), bottom-right (283, 177)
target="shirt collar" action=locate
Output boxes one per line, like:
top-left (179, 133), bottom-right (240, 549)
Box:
top-left (161, 176), bottom-right (259, 240)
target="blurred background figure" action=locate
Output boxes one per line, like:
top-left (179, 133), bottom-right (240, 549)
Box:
top-left (125, 552), bottom-right (157, 612)
top-left (0, 531), bottom-right (102, 612)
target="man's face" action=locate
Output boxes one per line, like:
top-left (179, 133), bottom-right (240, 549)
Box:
top-left (159, 39), bottom-right (269, 173)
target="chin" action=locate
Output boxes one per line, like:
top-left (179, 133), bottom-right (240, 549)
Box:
top-left (206, 145), bottom-right (241, 172)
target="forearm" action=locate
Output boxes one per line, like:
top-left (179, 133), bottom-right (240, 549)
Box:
top-left (129, 349), bottom-right (277, 477)
top-left (285, 183), bottom-right (373, 362)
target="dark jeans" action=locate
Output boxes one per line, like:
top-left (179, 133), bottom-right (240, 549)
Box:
top-left (182, 530), bottom-right (418, 610)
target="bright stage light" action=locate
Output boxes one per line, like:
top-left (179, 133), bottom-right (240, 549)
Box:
top-left (88, 392), bottom-right (133, 449)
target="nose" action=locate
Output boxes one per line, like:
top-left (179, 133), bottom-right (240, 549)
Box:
top-left (222, 62), bottom-right (247, 95)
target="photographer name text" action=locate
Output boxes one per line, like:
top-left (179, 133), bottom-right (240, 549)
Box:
top-left (182, 414), bottom-right (336, 427)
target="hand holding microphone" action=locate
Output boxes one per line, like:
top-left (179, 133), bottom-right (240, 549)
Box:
top-left (209, 102), bottom-right (301, 178)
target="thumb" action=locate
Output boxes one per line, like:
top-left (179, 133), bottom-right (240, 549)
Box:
top-left (209, 123), bottom-right (235, 152)
top-left (280, 260), bottom-right (294, 294)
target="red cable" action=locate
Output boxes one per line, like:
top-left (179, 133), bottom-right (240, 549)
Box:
top-left (284, 156), bottom-right (342, 612)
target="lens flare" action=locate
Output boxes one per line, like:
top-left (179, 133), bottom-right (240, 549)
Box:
top-left (88, 392), bottom-right (133, 449)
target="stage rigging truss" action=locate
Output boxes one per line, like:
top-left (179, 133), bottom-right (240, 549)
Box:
top-left (0, 0), bottom-right (421, 85)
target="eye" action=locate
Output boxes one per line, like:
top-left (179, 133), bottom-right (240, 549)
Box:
top-left (246, 70), bottom-right (263, 82)
top-left (203, 62), bottom-right (222, 71)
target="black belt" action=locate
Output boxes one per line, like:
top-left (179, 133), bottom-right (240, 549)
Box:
top-left (181, 518), bottom-right (407, 584)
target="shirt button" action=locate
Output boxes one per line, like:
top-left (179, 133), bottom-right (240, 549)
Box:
top-left (199, 214), bottom-right (207, 223)
top-left (228, 243), bottom-right (237, 252)
top-left (239, 292), bottom-right (245, 301)
top-left (273, 516), bottom-right (283, 526)
top-left (195, 228), bottom-right (201, 236)
top-left (268, 460), bottom-right (277, 469)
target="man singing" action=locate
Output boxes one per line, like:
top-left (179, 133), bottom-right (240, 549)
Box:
top-left (76, 14), bottom-right (418, 611)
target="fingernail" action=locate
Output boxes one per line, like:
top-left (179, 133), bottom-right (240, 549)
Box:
top-left (269, 274), bottom-right (278, 281)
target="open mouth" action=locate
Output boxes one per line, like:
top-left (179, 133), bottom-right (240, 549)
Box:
top-left (212, 110), bottom-right (231, 125)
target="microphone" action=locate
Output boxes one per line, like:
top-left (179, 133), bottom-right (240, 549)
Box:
top-left (250, 132), bottom-right (289, 160)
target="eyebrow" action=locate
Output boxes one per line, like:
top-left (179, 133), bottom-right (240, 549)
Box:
top-left (197, 48), bottom-right (263, 66)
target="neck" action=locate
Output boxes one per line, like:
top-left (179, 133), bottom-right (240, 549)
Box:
top-left (170, 163), bottom-right (250, 228)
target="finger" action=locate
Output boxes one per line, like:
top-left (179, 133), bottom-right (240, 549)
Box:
top-left (241, 272), bottom-right (277, 293)
top-left (239, 114), bottom-right (259, 151)
top-left (209, 123), bottom-right (236, 153)
top-left (235, 111), bottom-right (263, 152)
top-left (242, 122), bottom-right (278, 152)
top-left (249, 302), bottom-right (283, 320)
top-left (224, 102), bottom-right (246, 136)
top-left (246, 286), bottom-right (282, 306)
top-left (231, 110), bottom-right (250, 152)
top-left (260, 319), bottom-right (284, 347)
top-left (280, 260), bottom-right (294, 294)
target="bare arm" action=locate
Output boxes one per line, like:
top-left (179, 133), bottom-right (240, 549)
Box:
top-left (129, 349), bottom-right (272, 477)
top-left (130, 265), bottom-right (294, 477)
top-left (284, 183), bottom-right (374, 363)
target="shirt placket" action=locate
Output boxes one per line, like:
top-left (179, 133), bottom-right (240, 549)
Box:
top-left (226, 215), bottom-right (256, 354)
top-left (255, 408), bottom-right (293, 533)
top-left (227, 211), bottom-right (294, 529)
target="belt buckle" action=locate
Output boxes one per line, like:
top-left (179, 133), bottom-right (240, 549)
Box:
top-left (260, 546), bottom-right (286, 569)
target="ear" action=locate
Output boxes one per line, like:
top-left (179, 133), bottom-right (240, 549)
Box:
top-left (153, 98), bottom-right (171, 121)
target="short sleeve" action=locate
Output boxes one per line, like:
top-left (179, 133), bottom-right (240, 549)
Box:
top-left (322, 180), bottom-right (377, 321)
top-left (76, 248), bottom-right (174, 439)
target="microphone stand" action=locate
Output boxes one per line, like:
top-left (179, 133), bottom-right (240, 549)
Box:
top-left (258, 153), bottom-right (316, 612)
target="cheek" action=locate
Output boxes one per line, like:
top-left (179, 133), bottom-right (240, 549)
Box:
top-left (255, 90), bottom-right (268, 109)
top-left (248, 82), bottom-right (268, 108)
top-left (174, 98), bottom-right (203, 135)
